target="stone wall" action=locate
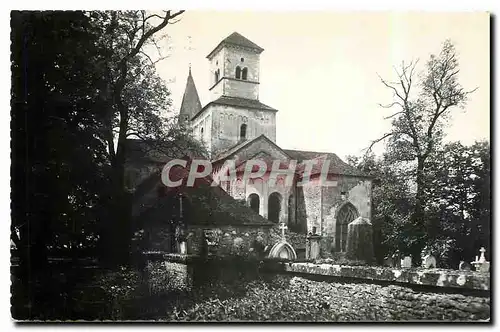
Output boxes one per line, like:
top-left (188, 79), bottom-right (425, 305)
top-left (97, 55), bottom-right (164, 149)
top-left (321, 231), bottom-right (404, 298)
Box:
top-left (320, 176), bottom-right (372, 256)
top-left (222, 45), bottom-right (260, 85)
top-left (208, 44), bottom-right (261, 101)
top-left (208, 47), bottom-right (225, 100)
top-left (284, 262), bottom-right (491, 291)
top-left (210, 105), bottom-right (277, 156)
top-left (185, 224), bottom-right (275, 257)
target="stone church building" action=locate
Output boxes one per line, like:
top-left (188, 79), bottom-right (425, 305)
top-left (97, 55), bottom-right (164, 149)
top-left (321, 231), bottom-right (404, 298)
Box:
top-left (173, 32), bottom-right (374, 255)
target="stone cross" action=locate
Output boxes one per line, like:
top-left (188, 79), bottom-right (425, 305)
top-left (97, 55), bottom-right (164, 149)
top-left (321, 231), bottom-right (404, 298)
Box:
top-left (479, 247), bottom-right (486, 263)
top-left (279, 222), bottom-right (288, 241)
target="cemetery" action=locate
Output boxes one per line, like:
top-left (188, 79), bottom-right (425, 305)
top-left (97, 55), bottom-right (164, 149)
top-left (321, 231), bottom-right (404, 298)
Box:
top-left (11, 11), bottom-right (490, 322)
top-left (128, 215), bottom-right (491, 322)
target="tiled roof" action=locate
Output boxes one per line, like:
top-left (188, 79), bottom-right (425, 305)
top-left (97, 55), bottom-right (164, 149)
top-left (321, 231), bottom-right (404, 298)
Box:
top-left (211, 137), bottom-right (257, 163)
top-left (133, 161), bottom-right (273, 226)
top-left (212, 134), bottom-right (288, 164)
top-left (191, 96), bottom-right (277, 121)
top-left (284, 149), bottom-right (368, 177)
top-left (125, 138), bottom-right (207, 164)
top-left (207, 32), bottom-right (264, 59)
top-left (214, 96), bottom-right (277, 111)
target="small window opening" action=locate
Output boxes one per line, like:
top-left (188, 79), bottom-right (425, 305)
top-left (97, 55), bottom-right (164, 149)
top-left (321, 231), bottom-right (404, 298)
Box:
top-left (235, 66), bottom-right (241, 79)
top-left (240, 123), bottom-right (247, 140)
top-left (242, 67), bottom-right (248, 80)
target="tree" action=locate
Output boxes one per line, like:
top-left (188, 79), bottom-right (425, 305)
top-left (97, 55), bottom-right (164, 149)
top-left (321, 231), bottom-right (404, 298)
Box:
top-left (11, 10), bottom-right (204, 268)
top-left (424, 141), bottom-right (490, 267)
top-left (86, 10), bottom-right (205, 266)
top-left (368, 40), bottom-right (477, 258)
top-left (11, 10), bottom-right (110, 269)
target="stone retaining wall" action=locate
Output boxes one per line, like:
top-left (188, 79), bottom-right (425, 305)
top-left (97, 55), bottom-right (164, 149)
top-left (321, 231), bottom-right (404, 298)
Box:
top-left (284, 262), bottom-right (490, 291)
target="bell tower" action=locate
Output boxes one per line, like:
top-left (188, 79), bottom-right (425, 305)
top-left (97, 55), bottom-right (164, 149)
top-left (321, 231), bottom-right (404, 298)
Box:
top-left (187, 32), bottom-right (277, 157)
top-left (206, 32), bottom-right (264, 101)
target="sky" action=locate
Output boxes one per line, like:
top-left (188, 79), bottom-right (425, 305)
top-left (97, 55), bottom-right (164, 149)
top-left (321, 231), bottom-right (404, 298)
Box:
top-left (151, 11), bottom-right (488, 160)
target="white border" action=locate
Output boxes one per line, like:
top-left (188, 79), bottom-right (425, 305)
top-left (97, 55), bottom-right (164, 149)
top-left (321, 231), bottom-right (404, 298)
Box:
top-left (1, 1), bottom-right (497, 331)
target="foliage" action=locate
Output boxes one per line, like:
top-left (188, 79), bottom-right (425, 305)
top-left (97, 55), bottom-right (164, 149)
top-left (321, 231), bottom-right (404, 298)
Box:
top-left (11, 11), bottom-right (111, 276)
top-left (367, 40), bottom-right (477, 259)
top-left (10, 10), bottom-right (206, 273)
top-left (424, 141), bottom-right (490, 267)
top-left (349, 139), bottom-right (490, 268)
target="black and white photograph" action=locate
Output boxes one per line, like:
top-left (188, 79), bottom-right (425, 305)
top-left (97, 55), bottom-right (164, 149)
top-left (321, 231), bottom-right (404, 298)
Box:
top-left (9, 7), bottom-right (491, 322)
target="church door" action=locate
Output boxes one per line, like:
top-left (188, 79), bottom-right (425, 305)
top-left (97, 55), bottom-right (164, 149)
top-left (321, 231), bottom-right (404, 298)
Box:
top-left (268, 192), bottom-right (282, 222)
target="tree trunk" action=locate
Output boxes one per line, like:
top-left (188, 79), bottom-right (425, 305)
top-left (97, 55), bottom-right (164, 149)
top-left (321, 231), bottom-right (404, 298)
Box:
top-left (410, 157), bottom-right (427, 262)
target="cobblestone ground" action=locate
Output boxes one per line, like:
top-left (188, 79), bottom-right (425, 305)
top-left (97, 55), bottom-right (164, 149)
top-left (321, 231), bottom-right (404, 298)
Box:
top-left (170, 276), bottom-right (491, 322)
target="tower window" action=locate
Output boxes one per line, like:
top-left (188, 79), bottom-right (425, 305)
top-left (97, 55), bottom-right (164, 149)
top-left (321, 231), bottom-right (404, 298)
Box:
top-left (200, 127), bottom-right (204, 137)
top-left (235, 66), bottom-right (241, 79)
top-left (214, 69), bottom-right (220, 83)
top-left (241, 57), bottom-right (244, 62)
top-left (240, 123), bottom-right (247, 140)
top-left (242, 67), bottom-right (248, 80)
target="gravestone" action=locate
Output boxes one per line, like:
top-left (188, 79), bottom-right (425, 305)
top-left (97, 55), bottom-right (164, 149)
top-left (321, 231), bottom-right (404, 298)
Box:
top-left (268, 242), bottom-right (297, 260)
top-left (459, 261), bottom-right (471, 271)
top-left (345, 217), bottom-right (375, 263)
top-left (179, 242), bottom-right (187, 254)
top-left (267, 222), bottom-right (297, 260)
top-left (471, 247), bottom-right (490, 273)
top-left (383, 256), bottom-right (393, 267)
top-left (233, 237), bottom-right (245, 254)
top-left (421, 254), bottom-right (437, 268)
top-left (306, 234), bottom-right (321, 260)
top-left (401, 256), bottom-right (412, 268)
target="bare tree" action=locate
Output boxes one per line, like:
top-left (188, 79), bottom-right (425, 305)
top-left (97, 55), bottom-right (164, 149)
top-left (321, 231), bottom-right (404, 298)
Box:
top-left (368, 39), bottom-right (477, 256)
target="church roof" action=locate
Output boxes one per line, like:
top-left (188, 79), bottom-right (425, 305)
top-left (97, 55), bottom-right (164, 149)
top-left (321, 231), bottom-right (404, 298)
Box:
top-left (207, 32), bottom-right (264, 59)
top-left (211, 137), bottom-right (370, 178)
top-left (191, 96), bottom-right (277, 121)
top-left (212, 134), bottom-right (289, 164)
top-left (178, 67), bottom-right (202, 124)
top-left (125, 138), bottom-right (207, 165)
top-left (132, 161), bottom-right (273, 226)
top-left (283, 149), bottom-right (369, 177)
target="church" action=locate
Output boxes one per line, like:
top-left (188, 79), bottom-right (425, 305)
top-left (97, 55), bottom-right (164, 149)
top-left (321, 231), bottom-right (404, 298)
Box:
top-left (128, 32), bottom-right (373, 258)
top-left (176, 32), bottom-right (373, 254)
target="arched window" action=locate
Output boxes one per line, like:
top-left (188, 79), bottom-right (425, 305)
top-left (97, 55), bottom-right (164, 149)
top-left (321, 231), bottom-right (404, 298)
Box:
top-left (235, 66), bottom-right (241, 79)
top-left (247, 193), bottom-right (260, 214)
top-left (240, 123), bottom-right (247, 141)
top-left (242, 67), bottom-right (248, 80)
top-left (335, 202), bottom-right (359, 252)
top-left (268, 192), bottom-right (282, 223)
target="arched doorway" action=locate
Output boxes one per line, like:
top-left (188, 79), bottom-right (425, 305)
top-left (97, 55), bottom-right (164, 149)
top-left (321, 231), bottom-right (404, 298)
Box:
top-left (268, 192), bottom-right (282, 222)
top-left (248, 193), bottom-right (260, 214)
top-left (335, 202), bottom-right (359, 252)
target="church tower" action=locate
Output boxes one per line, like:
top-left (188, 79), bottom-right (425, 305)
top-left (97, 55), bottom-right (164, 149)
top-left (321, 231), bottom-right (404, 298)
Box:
top-left (187, 32), bottom-right (278, 158)
top-left (207, 32), bottom-right (263, 101)
top-left (178, 66), bottom-right (202, 125)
